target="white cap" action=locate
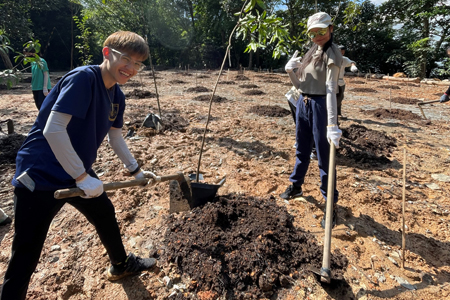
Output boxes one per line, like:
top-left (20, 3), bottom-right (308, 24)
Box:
top-left (307, 12), bottom-right (332, 32)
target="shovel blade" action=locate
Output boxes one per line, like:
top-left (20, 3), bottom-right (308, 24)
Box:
top-left (169, 175), bottom-right (193, 213)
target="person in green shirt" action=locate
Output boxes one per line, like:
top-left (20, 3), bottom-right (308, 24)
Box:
top-left (23, 47), bottom-right (52, 110)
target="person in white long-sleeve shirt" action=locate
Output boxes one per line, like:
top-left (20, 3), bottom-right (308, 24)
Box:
top-left (337, 45), bottom-right (358, 119)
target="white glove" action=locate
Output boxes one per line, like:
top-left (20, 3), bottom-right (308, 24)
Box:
top-left (76, 174), bottom-right (104, 198)
top-left (133, 169), bottom-right (153, 186)
top-left (350, 65), bottom-right (358, 73)
top-left (285, 50), bottom-right (302, 73)
top-left (326, 125), bottom-right (342, 149)
top-left (43, 89), bottom-right (49, 96)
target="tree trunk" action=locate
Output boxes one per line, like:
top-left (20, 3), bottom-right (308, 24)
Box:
top-left (0, 51), bottom-right (13, 69)
top-left (420, 17), bottom-right (429, 78)
top-left (248, 50), bottom-right (253, 70)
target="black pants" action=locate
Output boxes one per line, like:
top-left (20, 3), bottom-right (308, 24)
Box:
top-left (336, 85), bottom-right (345, 116)
top-left (1, 188), bottom-right (127, 300)
top-left (32, 90), bottom-right (46, 110)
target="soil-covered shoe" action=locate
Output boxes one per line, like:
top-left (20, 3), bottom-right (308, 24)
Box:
top-left (320, 207), bottom-right (337, 229)
top-left (310, 151), bottom-right (317, 160)
top-left (280, 185), bottom-right (303, 200)
top-left (107, 253), bottom-right (156, 281)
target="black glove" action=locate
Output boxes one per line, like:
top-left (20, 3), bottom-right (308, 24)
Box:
top-left (440, 93), bottom-right (449, 103)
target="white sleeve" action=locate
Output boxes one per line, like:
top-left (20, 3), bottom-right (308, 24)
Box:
top-left (108, 128), bottom-right (139, 172)
top-left (43, 111), bottom-right (85, 179)
top-left (326, 64), bottom-right (340, 126)
top-left (343, 56), bottom-right (355, 68)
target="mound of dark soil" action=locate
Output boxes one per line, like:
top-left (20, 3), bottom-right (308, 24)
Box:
top-left (180, 73), bottom-right (193, 76)
top-left (235, 75), bottom-right (250, 81)
top-left (219, 81), bottom-right (236, 85)
top-left (160, 194), bottom-right (348, 299)
top-left (387, 97), bottom-right (420, 105)
top-left (124, 89), bottom-right (157, 99)
top-left (187, 86), bottom-right (211, 93)
top-left (378, 85), bottom-right (401, 89)
top-left (350, 80), bottom-right (365, 84)
top-left (192, 95), bottom-right (228, 103)
top-left (239, 84), bottom-right (259, 89)
top-left (350, 88), bottom-right (377, 93)
top-left (365, 108), bottom-right (422, 121)
top-left (338, 124), bottom-right (396, 165)
top-left (248, 105), bottom-right (290, 117)
top-left (242, 90), bottom-right (265, 96)
top-left (124, 81), bottom-right (144, 87)
top-left (169, 80), bottom-right (186, 84)
top-left (263, 79), bottom-right (282, 83)
top-left (197, 75), bottom-right (210, 79)
top-left (283, 82), bottom-right (293, 86)
top-left (0, 133), bottom-right (27, 165)
top-left (160, 113), bottom-right (189, 132)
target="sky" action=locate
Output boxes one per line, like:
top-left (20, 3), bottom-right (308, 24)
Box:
top-left (370, 0), bottom-right (388, 5)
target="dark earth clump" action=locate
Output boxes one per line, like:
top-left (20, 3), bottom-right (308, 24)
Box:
top-left (338, 124), bottom-right (396, 166)
top-left (169, 80), bottom-right (186, 84)
top-left (248, 105), bottom-right (290, 117)
top-left (239, 84), bottom-right (259, 89)
top-left (283, 82), bottom-right (293, 86)
top-left (219, 81), bottom-right (236, 85)
top-left (192, 95), bottom-right (228, 103)
top-left (350, 88), bottom-right (377, 93)
top-left (387, 97), bottom-right (421, 105)
top-left (197, 75), bottom-right (210, 79)
top-left (125, 89), bottom-right (157, 99)
top-left (123, 81), bottom-right (144, 88)
top-left (365, 108), bottom-right (422, 121)
top-left (160, 194), bottom-right (348, 299)
top-left (378, 85), bottom-right (401, 89)
top-left (349, 80), bottom-right (365, 84)
top-left (0, 133), bottom-right (27, 165)
top-left (160, 113), bottom-right (189, 132)
top-left (242, 90), bottom-right (265, 95)
top-left (187, 86), bottom-right (211, 93)
top-left (263, 79), bottom-right (283, 83)
top-left (180, 72), bottom-right (193, 76)
top-left (235, 75), bottom-right (250, 81)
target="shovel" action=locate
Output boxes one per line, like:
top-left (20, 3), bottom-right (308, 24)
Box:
top-left (320, 142), bottom-right (337, 283)
top-left (417, 99), bottom-right (440, 119)
top-left (54, 172), bottom-right (193, 214)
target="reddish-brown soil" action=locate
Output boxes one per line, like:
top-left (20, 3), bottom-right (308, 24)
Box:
top-left (385, 97), bottom-right (421, 105)
top-left (0, 71), bottom-right (450, 300)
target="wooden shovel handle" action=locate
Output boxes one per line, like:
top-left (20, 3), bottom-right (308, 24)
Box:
top-left (417, 100), bottom-right (440, 106)
top-left (54, 178), bottom-right (148, 199)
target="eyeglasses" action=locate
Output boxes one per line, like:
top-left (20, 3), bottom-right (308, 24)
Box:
top-left (110, 48), bottom-right (146, 72)
top-left (307, 28), bottom-right (328, 39)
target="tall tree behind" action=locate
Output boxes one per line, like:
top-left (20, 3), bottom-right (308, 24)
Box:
top-left (381, 0), bottom-right (450, 78)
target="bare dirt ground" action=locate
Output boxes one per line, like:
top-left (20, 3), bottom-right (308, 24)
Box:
top-left (0, 69), bottom-right (450, 299)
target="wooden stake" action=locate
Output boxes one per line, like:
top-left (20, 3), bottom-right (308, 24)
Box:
top-left (402, 147), bottom-right (407, 269)
top-left (388, 73), bottom-right (392, 111)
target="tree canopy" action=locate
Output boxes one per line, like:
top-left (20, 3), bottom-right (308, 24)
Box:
top-left (0, 0), bottom-right (449, 78)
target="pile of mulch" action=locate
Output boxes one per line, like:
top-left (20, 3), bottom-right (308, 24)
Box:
top-left (169, 80), bottom-right (186, 84)
top-left (242, 90), bottom-right (265, 96)
top-left (385, 97), bottom-right (421, 105)
top-left (124, 81), bottom-right (144, 87)
top-left (219, 81), bottom-right (236, 85)
top-left (248, 105), bottom-right (290, 117)
top-left (378, 85), bottom-right (401, 89)
top-left (192, 95), bottom-right (228, 103)
top-left (124, 89), bottom-right (157, 99)
top-left (262, 79), bottom-right (283, 83)
top-left (235, 75), bottom-right (250, 81)
top-left (0, 133), bottom-right (27, 165)
top-left (365, 108), bottom-right (422, 121)
top-left (239, 84), bottom-right (259, 89)
top-left (349, 80), bottom-right (365, 84)
top-left (186, 86), bottom-right (211, 93)
top-left (350, 88), bottom-right (377, 93)
top-left (338, 124), bottom-right (396, 166)
top-left (159, 194), bottom-right (348, 299)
